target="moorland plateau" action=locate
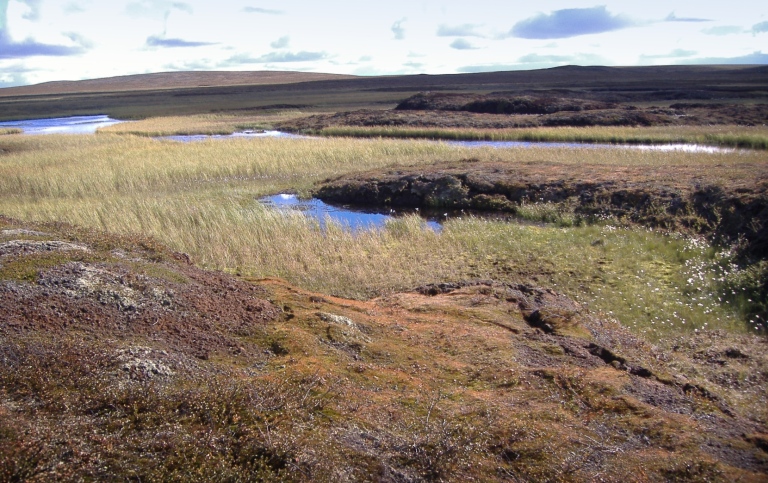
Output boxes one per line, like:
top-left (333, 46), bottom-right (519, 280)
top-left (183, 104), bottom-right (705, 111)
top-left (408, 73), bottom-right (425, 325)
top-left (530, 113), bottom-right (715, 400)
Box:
top-left (1, 65), bottom-right (767, 481)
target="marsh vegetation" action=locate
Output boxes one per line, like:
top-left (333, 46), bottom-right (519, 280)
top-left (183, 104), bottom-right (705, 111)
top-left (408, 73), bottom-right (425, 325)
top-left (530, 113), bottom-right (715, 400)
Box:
top-left (304, 124), bottom-right (768, 150)
top-left (1, 131), bottom-right (764, 336)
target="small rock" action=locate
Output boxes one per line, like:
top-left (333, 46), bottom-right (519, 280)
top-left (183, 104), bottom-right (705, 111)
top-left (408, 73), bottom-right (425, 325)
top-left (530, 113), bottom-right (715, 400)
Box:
top-left (318, 312), bottom-right (356, 327)
top-left (116, 347), bottom-right (174, 380)
top-left (724, 347), bottom-right (749, 359)
top-left (629, 366), bottom-right (654, 378)
top-left (0, 239), bottom-right (90, 257)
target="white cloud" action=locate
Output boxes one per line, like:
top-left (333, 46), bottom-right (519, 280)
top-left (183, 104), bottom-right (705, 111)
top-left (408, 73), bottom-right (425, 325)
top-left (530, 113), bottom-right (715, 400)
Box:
top-left (702, 26), bottom-right (744, 36)
top-left (391, 18), bottom-right (406, 40)
top-left (270, 35), bottom-right (289, 49)
top-left (3, 0), bottom-right (766, 87)
top-left (450, 38), bottom-right (478, 50)
top-left (126, 1), bottom-right (192, 17)
top-left (17, 0), bottom-right (43, 21)
top-left (225, 51), bottom-right (328, 65)
top-left (145, 35), bottom-right (215, 48)
top-left (509, 6), bottom-right (636, 39)
top-left (243, 6), bottom-right (283, 15)
top-left (664, 12), bottom-right (711, 23)
top-left (639, 48), bottom-right (698, 60)
top-left (753, 21), bottom-right (768, 34)
top-left (437, 23), bottom-right (484, 38)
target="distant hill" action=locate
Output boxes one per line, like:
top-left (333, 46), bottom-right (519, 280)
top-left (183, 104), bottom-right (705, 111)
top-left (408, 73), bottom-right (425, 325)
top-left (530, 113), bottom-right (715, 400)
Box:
top-left (1, 65), bottom-right (765, 120)
top-left (0, 70), bottom-right (358, 96)
top-left (3, 65), bottom-right (766, 98)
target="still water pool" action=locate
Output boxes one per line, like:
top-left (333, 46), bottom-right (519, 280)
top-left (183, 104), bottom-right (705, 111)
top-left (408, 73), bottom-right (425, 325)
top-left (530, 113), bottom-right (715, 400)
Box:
top-left (0, 115), bottom-right (123, 134)
top-left (259, 194), bottom-right (443, 231)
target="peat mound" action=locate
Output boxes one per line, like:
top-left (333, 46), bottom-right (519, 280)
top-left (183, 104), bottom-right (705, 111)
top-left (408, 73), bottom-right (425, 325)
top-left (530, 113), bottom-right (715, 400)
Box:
top-left (395, 92), bottom-right (617, 114)
top-left (0, 217), bottom-right (280, 360)
top-left (277, 93), bottom-right (768, 131)
top-left (280, 107), bottom-right (676, 130)
top-left (315, 161), bottom-right (768, 261)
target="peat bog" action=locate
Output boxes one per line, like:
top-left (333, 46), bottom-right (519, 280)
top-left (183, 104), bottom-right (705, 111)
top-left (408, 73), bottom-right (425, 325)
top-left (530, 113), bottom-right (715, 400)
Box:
top-left (1, 65), bottom-right (767, 481)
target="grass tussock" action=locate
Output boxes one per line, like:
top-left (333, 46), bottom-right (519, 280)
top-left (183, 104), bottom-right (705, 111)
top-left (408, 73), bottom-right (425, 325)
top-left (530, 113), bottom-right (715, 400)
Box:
top-left (0, 128), bottom-right (22, 136)
top-left (315, 125), bottom-right (768, 150)
top-left (0, 133), bottom-right (765, 336)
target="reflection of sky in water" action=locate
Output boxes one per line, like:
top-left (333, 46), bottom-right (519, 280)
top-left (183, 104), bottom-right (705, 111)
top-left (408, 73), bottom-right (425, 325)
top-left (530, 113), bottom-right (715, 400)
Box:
top-left (260, 194), bottom-right (442, 232)
top-left (448, 140), bottom-right (734, 153)
top-left (0, 115), bottom-right (124, 134)
top-left (160, 130), bottom-right (306, 142)
top-left (1, 116), bottom-right (735, 154)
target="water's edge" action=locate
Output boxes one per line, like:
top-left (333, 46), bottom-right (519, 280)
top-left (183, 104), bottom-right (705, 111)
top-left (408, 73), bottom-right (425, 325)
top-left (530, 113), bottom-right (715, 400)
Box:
top-left (0, 115), bottom-right (738, 153)
top-left (259, 194), bottom-right (442, 231)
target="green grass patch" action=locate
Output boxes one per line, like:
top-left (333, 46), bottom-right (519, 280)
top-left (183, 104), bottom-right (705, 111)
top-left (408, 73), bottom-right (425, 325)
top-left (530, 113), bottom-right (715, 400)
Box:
top-left (0, 251), bottom-right (94, 283)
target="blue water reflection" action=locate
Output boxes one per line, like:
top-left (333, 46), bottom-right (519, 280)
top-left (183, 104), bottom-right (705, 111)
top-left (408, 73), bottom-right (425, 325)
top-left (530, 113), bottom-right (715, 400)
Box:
top-left (161, 130), bottom-right (306, 142)
top-left (0, 116), bottom-right (734, 153)
top-left (0, 115), bottom-right (123, 134)
top-left (260, 194), bottom-right (443, 232)
top-left (446, 139), bottom-right (732, 153)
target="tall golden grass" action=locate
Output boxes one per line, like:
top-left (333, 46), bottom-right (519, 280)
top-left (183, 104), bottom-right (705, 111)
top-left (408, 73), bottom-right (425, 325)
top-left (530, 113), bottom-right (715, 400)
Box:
top-left (1, 133), bottom-right (764, 334)
top-left (315, 125), bottom-right (768, 149)
top-left (98, 112), bottom-right (308, 137)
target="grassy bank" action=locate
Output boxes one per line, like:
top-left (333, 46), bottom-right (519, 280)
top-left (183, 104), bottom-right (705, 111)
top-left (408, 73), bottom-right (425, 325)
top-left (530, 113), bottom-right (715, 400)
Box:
top-left (1, 133), bottom-right (764, 336)
top-left (313, 125), bottom-right (768, 150)
top-left (97, 115), bottom-right (768, 150)
top-left (98, 112), bottom-right (308, 137)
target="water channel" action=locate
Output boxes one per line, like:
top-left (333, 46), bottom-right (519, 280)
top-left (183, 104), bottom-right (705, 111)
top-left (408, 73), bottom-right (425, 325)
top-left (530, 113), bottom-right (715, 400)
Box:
top-left (0, 115), bottom-right (741, 230)
top-left (2, 115), bottom-right (736, 153)
top-left (0, 115), bottom-right (123, 134)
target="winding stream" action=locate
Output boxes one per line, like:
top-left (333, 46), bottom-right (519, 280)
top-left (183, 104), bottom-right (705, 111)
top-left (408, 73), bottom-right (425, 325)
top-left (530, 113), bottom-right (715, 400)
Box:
top-left (0, 115), bottom-right (123, 134)
top-left (1, 116), bottom-right (741, 230)
top-left (1, 115), bottom-right (736, 154)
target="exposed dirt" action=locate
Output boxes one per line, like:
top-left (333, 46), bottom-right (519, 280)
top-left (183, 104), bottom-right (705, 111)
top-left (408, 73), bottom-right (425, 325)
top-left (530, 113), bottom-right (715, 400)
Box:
top-left (1, 215), bottom-right (767, 481)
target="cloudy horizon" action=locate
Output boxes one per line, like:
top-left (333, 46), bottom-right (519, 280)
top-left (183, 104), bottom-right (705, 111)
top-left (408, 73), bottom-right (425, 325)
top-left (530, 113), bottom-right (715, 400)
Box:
top-left (1, 0), bottom-right (766, 88)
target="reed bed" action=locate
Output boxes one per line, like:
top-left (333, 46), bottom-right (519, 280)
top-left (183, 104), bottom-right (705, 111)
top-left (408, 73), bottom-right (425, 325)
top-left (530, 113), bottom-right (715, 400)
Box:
top-left (316, 125), bottom-right (768, 150)
top-left (98, 112), bottom-right (307, 137)
top-left (1, 133), bottom-right (764, 336)
top-left (0, 134), bottom-right (459, 198)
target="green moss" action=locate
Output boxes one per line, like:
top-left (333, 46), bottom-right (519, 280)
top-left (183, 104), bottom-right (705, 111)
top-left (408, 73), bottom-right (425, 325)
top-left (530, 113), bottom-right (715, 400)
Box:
top-left (0, 251), bottom-right (93, 283)
top-left (127, 260), bottom-right (190, 285)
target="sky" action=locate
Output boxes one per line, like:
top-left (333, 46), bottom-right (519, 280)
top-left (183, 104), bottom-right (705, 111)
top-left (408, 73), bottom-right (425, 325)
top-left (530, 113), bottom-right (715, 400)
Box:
top-left (1, 0), bottom-right (767, 88)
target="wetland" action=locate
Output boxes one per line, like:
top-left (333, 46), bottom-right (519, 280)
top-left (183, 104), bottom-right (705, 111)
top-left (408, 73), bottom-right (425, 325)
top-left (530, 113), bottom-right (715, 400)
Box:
top-left (1, 65), bottom-right (767, 481)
